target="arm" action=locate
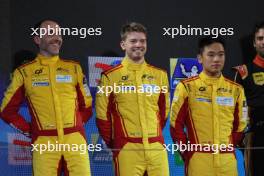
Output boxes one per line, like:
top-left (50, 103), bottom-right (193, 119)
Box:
top-left (95, 73), bottom-right (112, 148)
top-left (170, 82), bottom-right (189, 145)
top-left (0, 69), bottom-right (30, 136)
top-left (76, 64), bottom-right (93, 123)
top-left (232, 87), bottom-right (248, 146)
top-left (158, 71), bottom-right (170, 129)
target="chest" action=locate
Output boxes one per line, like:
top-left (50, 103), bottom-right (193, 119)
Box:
top-left (22, 65), bottom-right (77, 95)
top-left (244, 64), bottom-right (264, 86)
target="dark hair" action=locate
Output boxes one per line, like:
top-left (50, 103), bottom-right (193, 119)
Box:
top-left (120, 22), bottom-right (147, 40)
top-left (253, 21), bottom-right (264, 38)
top-left (198, 36), bottom-right (225, 54)
top-left (33, 18), bottom-right (59, 36)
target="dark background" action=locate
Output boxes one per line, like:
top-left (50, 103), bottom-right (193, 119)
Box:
top-left (1, 0), bottom-right (264, 83)
top-left (0, 1), bottom-right (260, 175)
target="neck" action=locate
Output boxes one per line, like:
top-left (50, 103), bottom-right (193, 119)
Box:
top-left (127, 56), bottom-right (144, 64)
top-left (39, 50), bottom-right (57, 57)
top-left (204, 70), bottom-right (221, 78)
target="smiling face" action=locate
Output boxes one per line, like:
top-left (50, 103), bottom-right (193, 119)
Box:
top-left (254, 28), bottom-right (264, 58)
top-left (34, 20), bottom-right (63, 57)
top-left (120, 32), bottom-right (147, 63)
top-left (198, 42), bottom-right (225, 77)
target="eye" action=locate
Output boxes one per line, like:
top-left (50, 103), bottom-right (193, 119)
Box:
top-left (140, 39), bottom-right (146, 43)
top-left (207, 54), bottom-right (215, 57)
top-left (218, 53), bottom-right (225, 57)
top-left (256, 36), bottom-right (264, 41)
top-left (130, 39), bottom-right (137, 44)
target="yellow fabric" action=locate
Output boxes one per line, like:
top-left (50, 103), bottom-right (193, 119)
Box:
top-left (115, 142), bottom-right (169, 176)
top-left (171, 71), bottom-right (247, 175)
top-left (96, 57), bottom-right (170, 176)
top-left (96, 57), bottom-right (170, 140)
top-left (1, 54), bottom-right (92, 141)
top-left (1, 54), bottom-right (92, 175)
top-left (188, 153), bottom-right (237, 176)
top-left (33, 132), bottom-right (91, 176)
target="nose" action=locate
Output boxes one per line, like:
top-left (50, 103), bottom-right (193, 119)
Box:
top-left (134, 40), bottom-right (145, 47)
top-left (213, 56), bottom-right (222, 62)
top-left (52, 34), bottom-right (62, 41)
top-left (135, 41), bottom-right (142, 47)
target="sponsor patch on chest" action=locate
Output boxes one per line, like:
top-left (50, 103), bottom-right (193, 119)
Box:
top-left (216, 97), bottom-right (234, 106)
top-left (56, 75), bottom-right (72, 83)
top-left (252, 72), bottom-right (264, 85)
top-left (196, 98), bottom-right (212, 103)
top-left (32, 82), bottom-right (49, 86)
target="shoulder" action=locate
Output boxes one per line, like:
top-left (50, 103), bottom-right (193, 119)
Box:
top-left (17, 59), bottom-right (37, 70)
top-left (146, 64), bottom-right (167, 74)
top-left (177, 76), bottom-right (199, 93)
top-left (224, 77), bottom-right (243, 89)
top-left (181, 75), bottom-right (199, 84)
top-left (60, 58), bottom-right (80, 66)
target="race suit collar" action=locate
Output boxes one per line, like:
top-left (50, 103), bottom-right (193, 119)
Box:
top-left (253, 55), bottom-right (264, 68)
top-left (36, 54), bottom-right (59, 65)
top-left (122, 57), bottom-right (147, 71)
top-left (199, 71), bottom-right (224, 85)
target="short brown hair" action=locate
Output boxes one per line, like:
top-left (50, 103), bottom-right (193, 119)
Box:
top-left (120, 22), bottom-right (147, 40)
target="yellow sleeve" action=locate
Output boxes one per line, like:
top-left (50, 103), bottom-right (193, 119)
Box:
top-left (0, 68), bottom-right (30, 134)
top-left (158, 71), bottom-right (170, 128)
top-left (76, 64), bottom-right (93, 123)
top-left (95, 73), bottom-right (113, 147)
top-left (170, 82), bottom-right (189, 144)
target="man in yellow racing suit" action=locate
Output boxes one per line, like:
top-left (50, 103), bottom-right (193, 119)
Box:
top-left (96, 22), bottom-right (170, 176)
top-left (0, 20), bottom-right (92, 176)
top-left (171, 36), bottom-right (247, 176)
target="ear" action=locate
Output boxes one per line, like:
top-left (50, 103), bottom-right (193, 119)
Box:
top-left (253, 40), bottom-right (256, 48)
top-left (120, 41), bottom-right (126, 51)
top-left (197, 54), bottom-right (202, 64)
top-left (34, 35), bottom-right (41, 45)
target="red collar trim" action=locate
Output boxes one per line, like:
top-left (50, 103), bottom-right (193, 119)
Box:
top-left (253, 55), bottom-right (264, 68)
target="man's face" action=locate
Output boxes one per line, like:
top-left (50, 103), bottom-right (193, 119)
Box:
top-left (34, 20), bottom-right (63, 57)
top-left (254, 28), bottom-right (264, 58)
top-left (198, 42), bottom-right (225, 77)
top-left (120, 32), bottom-right (147, 62)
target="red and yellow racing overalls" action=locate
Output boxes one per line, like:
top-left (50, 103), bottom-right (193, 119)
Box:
top-left (1, 54), bottom-right (92, 176)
